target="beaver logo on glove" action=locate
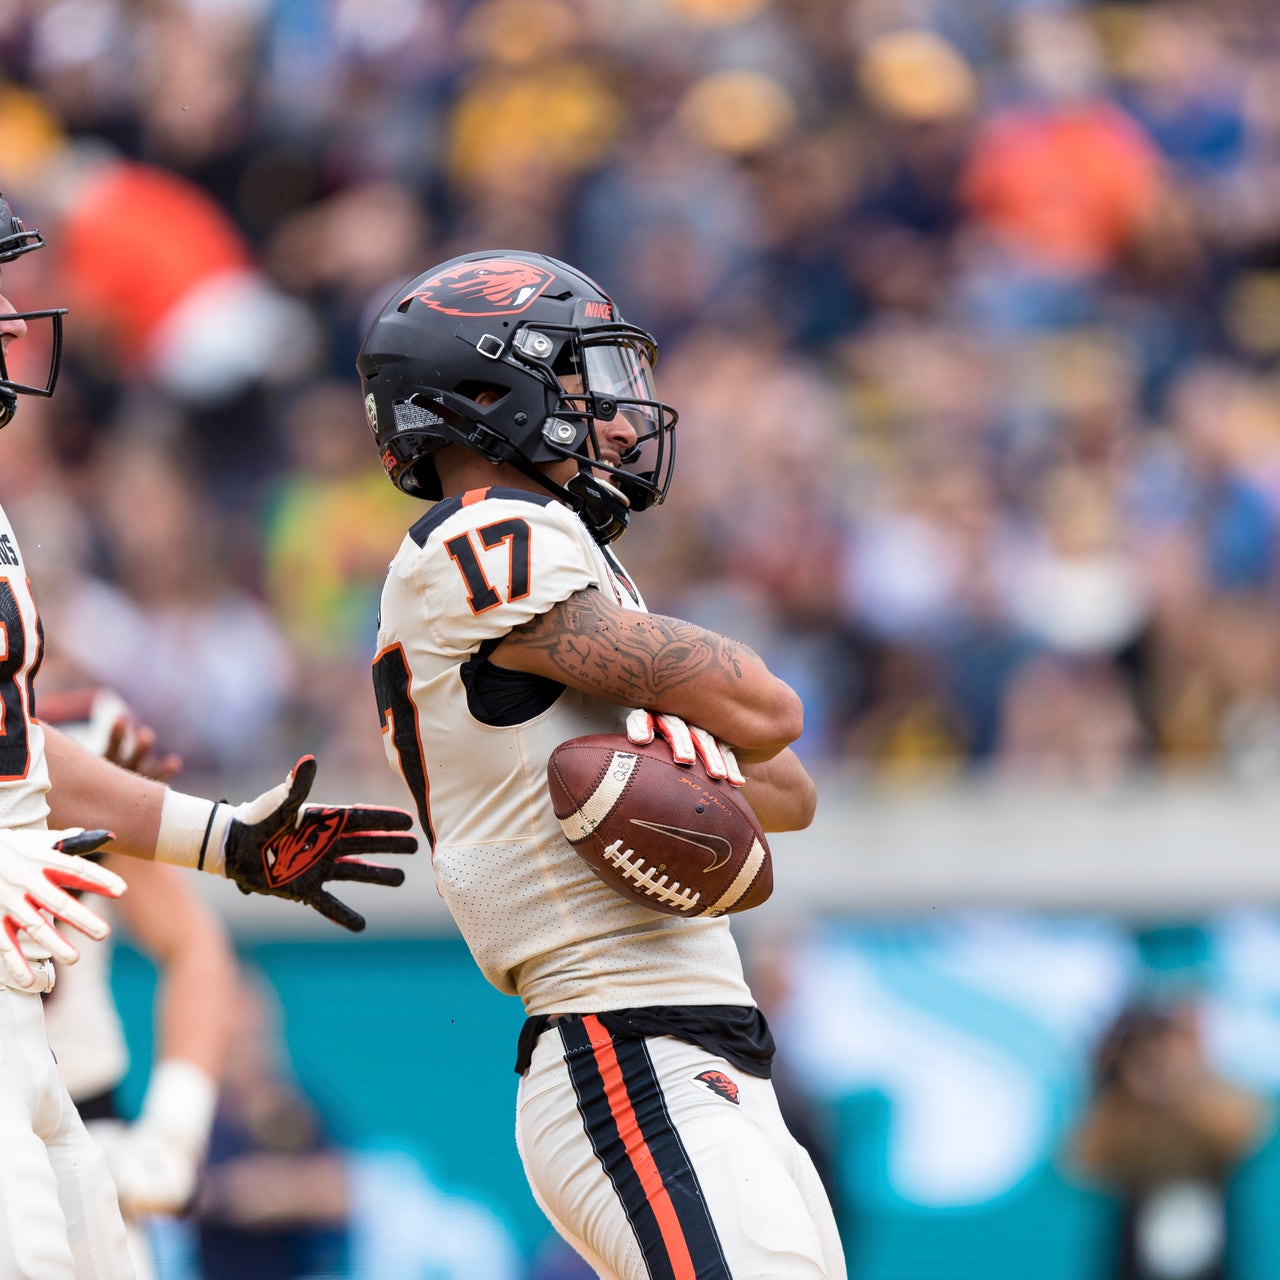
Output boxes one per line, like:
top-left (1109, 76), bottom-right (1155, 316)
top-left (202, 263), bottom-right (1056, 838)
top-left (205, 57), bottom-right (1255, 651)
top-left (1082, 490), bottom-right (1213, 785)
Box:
top-left (263, 809), bottom-right (348, 887)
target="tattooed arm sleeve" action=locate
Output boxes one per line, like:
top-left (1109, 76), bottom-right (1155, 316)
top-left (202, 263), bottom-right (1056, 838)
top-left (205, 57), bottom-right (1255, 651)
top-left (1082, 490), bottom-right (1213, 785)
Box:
top-left (490, 587), bottom-right (803, 758)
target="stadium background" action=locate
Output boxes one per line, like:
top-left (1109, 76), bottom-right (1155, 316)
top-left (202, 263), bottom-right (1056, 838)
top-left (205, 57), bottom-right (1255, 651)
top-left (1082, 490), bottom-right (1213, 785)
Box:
top-left (4, 0), bottom-right (1280, 1275)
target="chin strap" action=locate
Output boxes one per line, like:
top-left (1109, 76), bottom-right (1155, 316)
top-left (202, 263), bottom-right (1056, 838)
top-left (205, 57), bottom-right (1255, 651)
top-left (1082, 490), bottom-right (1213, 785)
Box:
top-left (505, 449), bottom-right (632, 545)
top-left (0, 389), bottom-right (15, 429)
top-left (564, 471), bottom-right (631, 545)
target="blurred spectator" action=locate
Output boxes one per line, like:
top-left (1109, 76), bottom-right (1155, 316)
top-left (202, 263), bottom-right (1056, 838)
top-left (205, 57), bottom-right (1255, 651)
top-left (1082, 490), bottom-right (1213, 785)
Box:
top-left (1070, 999), bottom-right (1270, 1280)
top-left (192, 967), bottom-right (351, 1280)
top-left (958, 9), bottom-right (1164, 332)
top-left (262, 378), bottom-right (413, 667)
top-left (848, 28), bottom-right (976, 324)
top-left (995, 653), bottom-right (1145, 787)
top-left (45, 432), bottom-right (296, 777)
top-left (445, 0), bottom-right (625, 256)
top-left (260, 379), bottom-right (418, 779)
top-left (264, 180), bottom-right (434, 373)
top-left (49, 148), bottom-right (317, 408)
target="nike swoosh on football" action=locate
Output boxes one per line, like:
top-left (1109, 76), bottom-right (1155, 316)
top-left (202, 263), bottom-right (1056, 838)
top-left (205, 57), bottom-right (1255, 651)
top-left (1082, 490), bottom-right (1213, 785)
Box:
top-left (630, 819), bottom-right (733, 873)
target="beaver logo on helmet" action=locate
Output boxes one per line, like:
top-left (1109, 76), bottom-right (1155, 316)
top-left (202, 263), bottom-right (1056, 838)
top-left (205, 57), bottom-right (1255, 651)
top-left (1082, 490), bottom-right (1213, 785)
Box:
top-left (401, 258), bottom-right (555, 317)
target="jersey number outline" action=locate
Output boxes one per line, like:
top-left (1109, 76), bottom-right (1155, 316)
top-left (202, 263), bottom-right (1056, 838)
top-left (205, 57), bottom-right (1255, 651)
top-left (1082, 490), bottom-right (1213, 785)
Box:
top-left (372, 642), bottom-right (434, 847)
top-left (0, 578), bottom-right (41, 780)
top-left (444, 518), bottom-right (531, 614)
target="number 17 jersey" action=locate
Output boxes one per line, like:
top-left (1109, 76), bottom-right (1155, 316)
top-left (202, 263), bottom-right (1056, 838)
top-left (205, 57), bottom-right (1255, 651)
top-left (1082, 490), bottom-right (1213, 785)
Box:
top-left (373, 487), bottom-right (753, 1016)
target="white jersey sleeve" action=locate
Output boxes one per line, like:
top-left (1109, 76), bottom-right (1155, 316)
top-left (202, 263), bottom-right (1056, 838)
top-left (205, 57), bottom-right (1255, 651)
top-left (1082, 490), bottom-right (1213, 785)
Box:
top-left (407, 488), bottom-right (602, 655)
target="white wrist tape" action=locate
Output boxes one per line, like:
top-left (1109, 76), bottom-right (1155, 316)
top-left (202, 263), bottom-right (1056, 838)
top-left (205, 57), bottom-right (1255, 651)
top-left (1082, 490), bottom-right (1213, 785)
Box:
top-left (155, 790), bottom-right (231, 877)
top-left (140, 1059), bottom-right (218, 1156)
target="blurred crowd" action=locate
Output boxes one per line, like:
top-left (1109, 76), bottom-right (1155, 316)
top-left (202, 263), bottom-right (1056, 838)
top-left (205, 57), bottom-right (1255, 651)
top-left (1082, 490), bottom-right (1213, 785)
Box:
top-left (2, 0), bottom-right (1280, 786)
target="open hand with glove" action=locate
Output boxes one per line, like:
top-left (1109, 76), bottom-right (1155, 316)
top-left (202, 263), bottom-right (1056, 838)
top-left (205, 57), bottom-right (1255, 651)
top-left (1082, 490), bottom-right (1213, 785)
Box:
top-left (158, 756), bottom-right (418, 932)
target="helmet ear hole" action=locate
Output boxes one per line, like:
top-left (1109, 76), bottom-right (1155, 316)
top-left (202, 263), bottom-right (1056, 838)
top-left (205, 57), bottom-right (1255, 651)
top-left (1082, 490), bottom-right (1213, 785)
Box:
top-left (455, 381), bottom-right (508, 406)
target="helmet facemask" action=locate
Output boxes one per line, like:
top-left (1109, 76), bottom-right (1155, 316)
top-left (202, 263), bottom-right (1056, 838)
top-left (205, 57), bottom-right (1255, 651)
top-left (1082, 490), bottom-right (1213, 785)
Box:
top-left (0, 196), bottom-right (67, 429)
top-left (514, 321), bottom-right (677, 540)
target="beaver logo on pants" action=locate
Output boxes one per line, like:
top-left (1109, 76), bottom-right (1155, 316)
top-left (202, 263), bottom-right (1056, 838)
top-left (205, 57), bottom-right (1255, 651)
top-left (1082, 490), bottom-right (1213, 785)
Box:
top-left (693, 1070), bottom-right (740, 1105)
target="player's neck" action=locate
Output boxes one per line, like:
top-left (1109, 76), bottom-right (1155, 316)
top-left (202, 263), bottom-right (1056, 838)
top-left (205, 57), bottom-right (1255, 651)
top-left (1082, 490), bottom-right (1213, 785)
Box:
top-left (438, 449), bottom-right (569, 502)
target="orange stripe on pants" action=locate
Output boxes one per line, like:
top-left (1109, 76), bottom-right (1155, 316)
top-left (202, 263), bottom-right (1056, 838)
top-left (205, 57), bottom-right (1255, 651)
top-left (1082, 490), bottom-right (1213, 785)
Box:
top-left (582, 1014), bottom-right (698, 1280)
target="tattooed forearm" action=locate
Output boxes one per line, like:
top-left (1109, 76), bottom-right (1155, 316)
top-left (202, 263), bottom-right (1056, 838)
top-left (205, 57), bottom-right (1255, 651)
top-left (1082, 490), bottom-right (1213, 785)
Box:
top-left (720, 638), bottom-right (745, 680)
top-left (491, 588), bottom-right (803, 752)
top-left (500, 589), bottom-right (749, 704)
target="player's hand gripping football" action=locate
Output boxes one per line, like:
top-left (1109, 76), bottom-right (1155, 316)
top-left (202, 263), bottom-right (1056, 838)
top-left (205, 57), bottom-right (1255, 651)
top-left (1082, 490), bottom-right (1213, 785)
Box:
top-left (223, 756), bottom-right (417, 932)
top-left (625, 709), bottom-right (746, 786)
top-left (0, 828), bottom-right (125, 988)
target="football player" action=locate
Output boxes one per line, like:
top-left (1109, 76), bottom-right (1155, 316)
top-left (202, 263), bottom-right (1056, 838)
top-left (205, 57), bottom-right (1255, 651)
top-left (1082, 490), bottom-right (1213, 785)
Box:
top-left (0, 191), bottom-right (418, 1280)
top-left (359, 250), bottom-right (845, 1278)
top-left (40, 688), bottom-right (235, 1280)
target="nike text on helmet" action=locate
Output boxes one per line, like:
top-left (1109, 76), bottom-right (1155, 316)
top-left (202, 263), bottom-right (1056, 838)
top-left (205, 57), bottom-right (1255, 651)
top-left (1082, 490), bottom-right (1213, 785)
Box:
top-left (0, 193), bottom-right (66, 429)
top-left (356, 250), bottom-right (677, 544)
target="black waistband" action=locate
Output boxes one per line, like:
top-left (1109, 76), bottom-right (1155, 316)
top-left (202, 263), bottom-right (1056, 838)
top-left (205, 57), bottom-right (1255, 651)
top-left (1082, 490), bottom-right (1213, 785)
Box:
top-left (515, 1004), bottom-right (775, 1079)
top-left (75, 1086), bottom-right (121, 1123)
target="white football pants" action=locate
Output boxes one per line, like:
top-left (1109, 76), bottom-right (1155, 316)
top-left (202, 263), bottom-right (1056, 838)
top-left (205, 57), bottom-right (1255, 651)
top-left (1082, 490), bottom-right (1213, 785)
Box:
top-left (0, 985), bottom-right (134, 1280)
top-left (516, 1016), bottom-right (846, 1280)
top-left (81, 1120), bottom-right (158, 1280)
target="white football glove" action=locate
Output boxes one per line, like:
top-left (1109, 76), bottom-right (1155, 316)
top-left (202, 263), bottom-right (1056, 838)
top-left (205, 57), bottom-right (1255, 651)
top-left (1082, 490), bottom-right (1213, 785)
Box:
top-left (91, 1060), bottom-right (217, 1217)
top-left (0, 828), bottom-right (125, 989)
top-left (625, 710), bottom-right (746, 787)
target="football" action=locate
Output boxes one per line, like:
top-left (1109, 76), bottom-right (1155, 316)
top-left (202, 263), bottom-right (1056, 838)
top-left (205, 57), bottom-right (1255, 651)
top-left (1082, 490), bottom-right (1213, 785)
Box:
top-left (547, 733), bottom-right (772, 918)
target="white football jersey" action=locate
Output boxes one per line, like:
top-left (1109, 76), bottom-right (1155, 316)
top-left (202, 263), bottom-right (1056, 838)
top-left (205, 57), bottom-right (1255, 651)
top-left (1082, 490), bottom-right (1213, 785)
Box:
top-left (375, 487), bottom-right (752, 1015)
top-left (0, 504), bottom-right (53, 834)
top-left (0, 505), bottom-right (59, 974)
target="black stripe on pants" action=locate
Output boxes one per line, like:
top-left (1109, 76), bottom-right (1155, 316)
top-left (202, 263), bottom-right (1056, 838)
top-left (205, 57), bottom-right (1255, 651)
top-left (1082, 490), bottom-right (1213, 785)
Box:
top-left (559, 1016), bottom-right (732, 1280)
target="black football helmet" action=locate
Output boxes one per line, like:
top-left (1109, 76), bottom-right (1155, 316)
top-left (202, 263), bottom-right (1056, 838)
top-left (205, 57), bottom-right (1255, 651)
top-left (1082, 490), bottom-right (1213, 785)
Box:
top-left (0, 193), bottom-right (65, 429)
top-left (356, 250), bottom-right (677, 544)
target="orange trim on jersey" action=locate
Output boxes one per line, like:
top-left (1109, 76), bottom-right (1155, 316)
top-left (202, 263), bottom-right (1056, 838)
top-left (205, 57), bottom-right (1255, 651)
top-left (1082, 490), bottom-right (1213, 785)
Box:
top-left (581, 1015), bottom-right (698, 1280)
top-left (461, 488), bottom-right (490, 506)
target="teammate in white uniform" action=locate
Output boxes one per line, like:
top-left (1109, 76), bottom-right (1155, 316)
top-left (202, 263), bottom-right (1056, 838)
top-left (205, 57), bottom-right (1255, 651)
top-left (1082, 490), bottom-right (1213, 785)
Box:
top-left (358, 250), bottom-right (846, 1279)
top-left (44, 850), bottom-right (234, 1280)
top-left (0, 191), bottom-right (418, 1280)
top-left (40, 688), bottom-right (236, 1280)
